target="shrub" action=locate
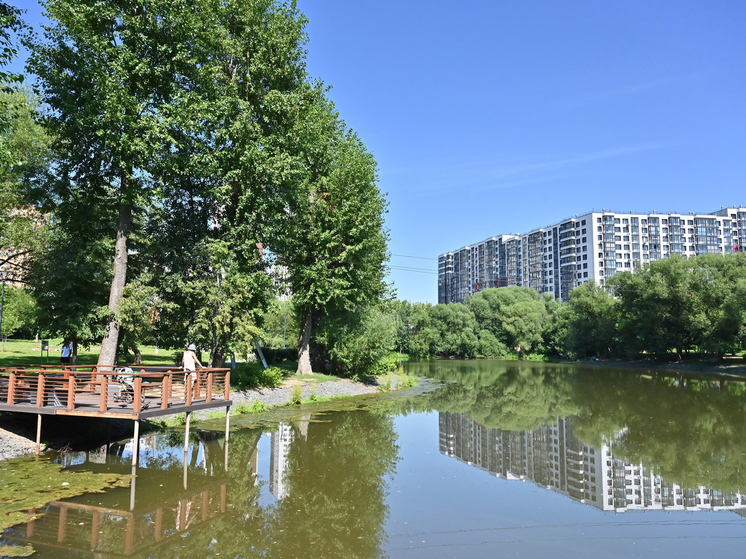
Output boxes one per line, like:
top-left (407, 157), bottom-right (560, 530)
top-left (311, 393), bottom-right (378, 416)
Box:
top-left (232, 363), bottom-right (286, 389)
top-left (291, 384), bottom-right (302, 405)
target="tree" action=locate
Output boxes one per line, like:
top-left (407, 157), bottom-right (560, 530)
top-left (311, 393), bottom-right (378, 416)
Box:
top-left (0, 88), bottom-right (51, 284)
top-left (564, 280), bottom-right (617, 358)
top-left (28, 0), bottom-right (214, 366)
top-left (276, 98), bottom-right (389, 374)
top-left (0, 284), bottom-right (36, 343)
top-left (28, 0), bottom-right (315, 367)
top-left (429, 303), bottom-right (479, 358)
top-left (468, 286), bottom-right (549, 357)
top-left (0, 2), bottom-right (25, 85)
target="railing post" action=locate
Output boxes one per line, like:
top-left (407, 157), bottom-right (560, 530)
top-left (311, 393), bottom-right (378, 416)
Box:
top-left (133, 376), bottom-right (142, 414)
top-left (194, 371), bottom-right (200, 399)
top-left (224, 370), bottom-right (230, 400)
top-left (185, 374), bottom-right (193, 406)
top-left (36, 373), bottom-right (45, 407)
top-left (206, 372), bottom-right (213, 403)
top-left (100, 375), bottom-right (108, 412)
top-left (167, 372), bottom-right (173, 402)
top-left (7, 372), bottom-right (16, 405)
top-left (161, 374), bottom-right (169, 410)
top-left (67, 375), bottom-right (76, 411)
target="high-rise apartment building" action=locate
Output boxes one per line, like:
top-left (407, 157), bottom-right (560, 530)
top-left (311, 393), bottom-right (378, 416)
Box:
top-left (438, 206), bottom-right (746, 303)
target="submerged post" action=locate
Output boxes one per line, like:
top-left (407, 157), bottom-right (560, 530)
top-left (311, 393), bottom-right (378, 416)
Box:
top-left (183, 411), bottom-right (191, 490)
top-left (225, 406), bottom-right (231, 472)
top-left (132, 420), bottom-right (140, 467)
top-left (35, 414), bottom-right (42, 455)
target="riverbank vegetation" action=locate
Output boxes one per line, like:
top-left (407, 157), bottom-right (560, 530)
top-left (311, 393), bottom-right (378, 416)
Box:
top-left (392, 252), bottom-right (746, 362)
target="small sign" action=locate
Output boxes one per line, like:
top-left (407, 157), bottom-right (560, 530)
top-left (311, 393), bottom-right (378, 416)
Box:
top-left (41, 340), bottom-right (49, 351)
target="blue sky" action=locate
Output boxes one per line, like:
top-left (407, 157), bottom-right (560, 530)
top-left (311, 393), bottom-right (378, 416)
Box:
top-left (7, 0), bottom-right (746, 303)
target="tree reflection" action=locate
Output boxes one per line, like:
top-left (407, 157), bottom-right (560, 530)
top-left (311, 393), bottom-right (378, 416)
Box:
top-left (264, 411), bottom-right (399, 559)
top-left (410, 360), bottom-right (746, 492)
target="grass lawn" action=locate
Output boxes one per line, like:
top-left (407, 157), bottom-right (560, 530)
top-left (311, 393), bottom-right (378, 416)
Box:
top-left (0, 339), bottom-right (181, 368)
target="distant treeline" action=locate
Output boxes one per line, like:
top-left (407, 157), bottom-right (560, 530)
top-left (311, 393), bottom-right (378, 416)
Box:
top-left (392, 253), bottom-right (746, 360)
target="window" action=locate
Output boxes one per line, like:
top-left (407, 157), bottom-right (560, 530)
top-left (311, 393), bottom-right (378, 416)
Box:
top-left (582, 228), bottom-right (586, 234)
top-left (615, 218), bottom-right (620, 224)
top-left (597, 217), bottom-right (602, 223)
top-left (615, 235), bottom-right (621, 241)
top-left (623, 236), bottom-right (630, 241)
top-left (598, 235), bottom-right (602, 240)
top-left (614, 227), bottom-right (621, 232)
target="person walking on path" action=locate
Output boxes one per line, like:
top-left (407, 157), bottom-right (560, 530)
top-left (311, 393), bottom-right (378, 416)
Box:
top-left (182, 344), bottom-right (202, 398)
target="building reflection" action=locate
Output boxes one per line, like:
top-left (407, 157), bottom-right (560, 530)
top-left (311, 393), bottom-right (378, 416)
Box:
top-left (439, 412), bottom-right (746, 513)
top-left (269, 422), bottom-right (294, 500)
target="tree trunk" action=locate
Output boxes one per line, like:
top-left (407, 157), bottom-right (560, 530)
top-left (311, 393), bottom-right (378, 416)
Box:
top-left (134, 346), bottom-right (142, 365)
top-left (210, 346), bottom-right (225, 368)
top-left (296, 308), bottom-right (313, 375)
top-left (98, 185), bottom-right (132, 368)
top-left (72, 339), bottom-right (78, 366)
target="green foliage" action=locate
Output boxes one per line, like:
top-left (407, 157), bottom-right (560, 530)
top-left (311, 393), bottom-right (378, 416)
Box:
top-left (0, 285), bottom-right (36, 340)
top-left (0, 2), bottom-right (25, 86)
top-left (261, 298), bottom-right (300, 349)
top-left (609, 253), bottom-right (746, 358)
top-left (290, 383), bottom-right (302, 404)
top-left (232, 362), bottom-right (286, 389)
top-left (249, 399), bottom-right (267, 413)
top-left (315, 306), bottom-right (398, 377)
top-left (429, 303), bottom-right (479, 357)
top-left (394, 253), bottom-right (746, 361)
top-left (468, 286), bottom-right (551, 356)
top-left (564, 281), bottom-right (618, 358)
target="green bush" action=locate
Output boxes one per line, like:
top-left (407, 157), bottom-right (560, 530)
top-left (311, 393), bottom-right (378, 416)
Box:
top-left (232, 362), bottom-right (286, 389)
top-left (291, 384), bottom-right (302, 405)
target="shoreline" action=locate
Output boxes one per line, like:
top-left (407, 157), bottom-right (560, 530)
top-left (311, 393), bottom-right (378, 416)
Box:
top-left (576, 357), bottom-right (746, 377)
top-left (0, 377), bottom-right (393, 462)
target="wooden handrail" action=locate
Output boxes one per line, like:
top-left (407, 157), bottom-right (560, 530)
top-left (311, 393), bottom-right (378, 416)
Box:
top-left (8, 372), bottom-right (16, 405)
top-left (67, 376), bottom-right (76, 411)
top-left (100, 375), bottom-right (108, 412)
top-left (36, 373), bottom-right (45, 407)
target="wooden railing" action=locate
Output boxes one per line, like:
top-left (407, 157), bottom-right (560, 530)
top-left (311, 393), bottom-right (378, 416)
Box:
top-left (0, 366), bottom-right (231, 414)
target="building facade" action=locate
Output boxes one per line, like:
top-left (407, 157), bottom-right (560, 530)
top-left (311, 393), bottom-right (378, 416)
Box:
top-left (438, 206), bottom-right (746, 303)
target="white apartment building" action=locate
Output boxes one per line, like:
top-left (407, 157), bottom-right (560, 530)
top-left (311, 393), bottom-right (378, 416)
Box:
top-left (438, 206), bottom-right (746, 303)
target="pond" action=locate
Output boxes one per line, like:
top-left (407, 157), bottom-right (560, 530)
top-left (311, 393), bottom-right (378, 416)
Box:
top-left (2, 360), bottom-right (746, 558)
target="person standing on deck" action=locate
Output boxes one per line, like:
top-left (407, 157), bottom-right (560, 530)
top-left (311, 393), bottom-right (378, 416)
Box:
top-left (60, 340), bottom-right (72, 365)
top-left (182, 344), bottom-right (202, 395)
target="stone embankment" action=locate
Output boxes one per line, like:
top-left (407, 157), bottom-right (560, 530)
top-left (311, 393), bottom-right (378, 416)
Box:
top-left (0, 427), bottom-right (38, 461)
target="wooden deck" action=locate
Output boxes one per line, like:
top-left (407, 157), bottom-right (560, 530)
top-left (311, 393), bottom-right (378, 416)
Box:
top-left (0, 365), bottom-right (232, 419)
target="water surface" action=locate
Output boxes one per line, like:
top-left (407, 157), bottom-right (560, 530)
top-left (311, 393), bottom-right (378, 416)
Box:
top-left (2, 360), bottom-right (746, 558)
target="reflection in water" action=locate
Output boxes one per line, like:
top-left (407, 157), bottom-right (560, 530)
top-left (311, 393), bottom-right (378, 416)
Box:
top-left (3, 360), bottom-right (746, 558)
top-left (3, 432), bottom-right (230, 557)
top-left (1, 410), bottom-right (399, 559)
top-left (270, 423), bottom-right (294, 500)
top-left (440, 412), bottom-right (746, 514)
